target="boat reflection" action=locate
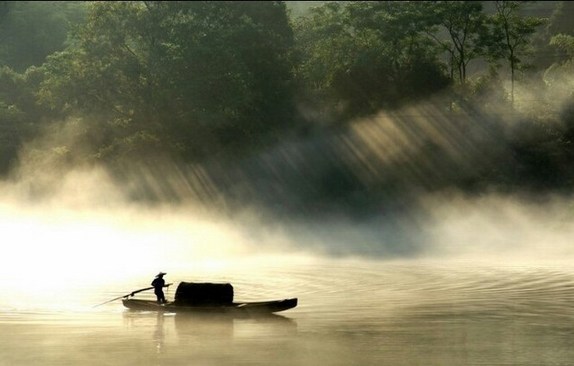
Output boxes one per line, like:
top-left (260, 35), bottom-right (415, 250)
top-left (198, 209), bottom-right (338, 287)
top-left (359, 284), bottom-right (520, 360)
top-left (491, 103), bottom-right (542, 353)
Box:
top-left (121, 309), bottom-right (298, 346)
top-left (174, 312), bottom-right (298, 339)
top-left (153, 312), bottom-right (165, 354)
top-left (174, 312), bottom-right (235, 341)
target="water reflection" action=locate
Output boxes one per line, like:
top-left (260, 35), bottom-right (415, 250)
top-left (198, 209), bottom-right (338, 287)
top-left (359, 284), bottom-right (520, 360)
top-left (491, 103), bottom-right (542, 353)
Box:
top-left (120, 310), bottom-right (299, 359)
top-left (4, 260), bottom-right (574, 365)
top-left (154, 313), bottom-right (165, 354)
top-left (122, 310), bottom-right (297, 339)
top-left (174, 313), bottom-right (235, 341)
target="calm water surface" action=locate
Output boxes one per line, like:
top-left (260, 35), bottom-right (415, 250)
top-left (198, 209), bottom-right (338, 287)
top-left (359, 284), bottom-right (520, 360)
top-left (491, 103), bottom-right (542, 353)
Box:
top-left (2, 258), bottom-right (574, 365)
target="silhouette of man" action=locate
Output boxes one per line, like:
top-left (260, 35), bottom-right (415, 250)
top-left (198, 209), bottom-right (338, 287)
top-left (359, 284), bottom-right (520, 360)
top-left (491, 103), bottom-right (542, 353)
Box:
top-left (151, 272), bottom-right (169, 304)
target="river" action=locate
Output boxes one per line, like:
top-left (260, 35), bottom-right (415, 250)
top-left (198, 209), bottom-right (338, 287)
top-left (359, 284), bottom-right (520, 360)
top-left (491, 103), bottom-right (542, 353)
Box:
top-left (2, 257), bottom-right (574, 366)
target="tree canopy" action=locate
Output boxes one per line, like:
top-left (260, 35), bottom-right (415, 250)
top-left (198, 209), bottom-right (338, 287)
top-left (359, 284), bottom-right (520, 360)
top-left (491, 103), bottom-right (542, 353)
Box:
top-left (1, 0), bottom-right (572, 211)
top-left (38, 1), bottom-right (296, 164)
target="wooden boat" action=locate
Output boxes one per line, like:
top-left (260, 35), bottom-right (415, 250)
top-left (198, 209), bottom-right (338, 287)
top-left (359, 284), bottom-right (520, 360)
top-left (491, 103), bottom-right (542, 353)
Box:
top-left (122, 297), bottom-right (298, 314)
top-left (120, 281), bottom-right (297, 314)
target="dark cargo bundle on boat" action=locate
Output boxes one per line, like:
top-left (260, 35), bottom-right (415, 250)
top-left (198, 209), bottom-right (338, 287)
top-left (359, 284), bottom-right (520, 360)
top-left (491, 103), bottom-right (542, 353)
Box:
top-left (174, 282), bottom-right (234, 305)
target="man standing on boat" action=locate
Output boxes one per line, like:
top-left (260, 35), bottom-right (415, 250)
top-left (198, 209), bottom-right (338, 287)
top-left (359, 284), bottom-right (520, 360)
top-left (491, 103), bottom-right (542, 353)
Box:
top-left (151, 272), bottom-right (169, 304)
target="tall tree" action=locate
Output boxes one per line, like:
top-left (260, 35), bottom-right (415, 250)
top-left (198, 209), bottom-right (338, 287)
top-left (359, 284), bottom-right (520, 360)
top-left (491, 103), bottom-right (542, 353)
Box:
top-left (492, 1), bottom-right (545, 107)
top-left (423, 1), bottom-right (488, 85)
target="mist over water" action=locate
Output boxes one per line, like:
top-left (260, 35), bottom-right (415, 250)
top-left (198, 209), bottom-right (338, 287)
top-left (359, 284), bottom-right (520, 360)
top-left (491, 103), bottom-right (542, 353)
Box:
top-left (2, 162), bottom-right (574, 310)
top-left (2, 86), bottom-right (574, 365)
top-left (3, 91), bottom-right (574, 300)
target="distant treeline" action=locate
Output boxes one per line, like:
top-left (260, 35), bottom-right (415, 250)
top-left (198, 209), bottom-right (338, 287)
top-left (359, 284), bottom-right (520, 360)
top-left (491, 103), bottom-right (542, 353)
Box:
top-left (1, 1), bottom-right (574, 214)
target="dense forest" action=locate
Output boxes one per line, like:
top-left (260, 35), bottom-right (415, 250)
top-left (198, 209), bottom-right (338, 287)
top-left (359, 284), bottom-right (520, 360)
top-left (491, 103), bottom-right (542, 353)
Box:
top-left (1, 1), bottom-right (574, 218)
